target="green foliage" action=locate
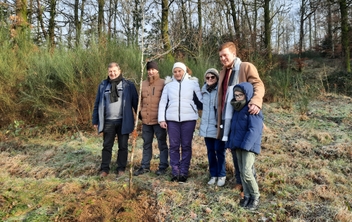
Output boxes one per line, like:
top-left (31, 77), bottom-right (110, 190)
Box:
top-left (324, 70), bottom-right (352, 97)
top-left (263, 59), bottom-right (320, 113)
top-left (0, 25), bottom-right (347, 134)
top-left (0, 39), bottom-right (146, 130)
top-left (264, 68), bottom-right (294, 108)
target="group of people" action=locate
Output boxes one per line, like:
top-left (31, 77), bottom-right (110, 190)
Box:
top-left (92, 42), bottom-right (265, 211)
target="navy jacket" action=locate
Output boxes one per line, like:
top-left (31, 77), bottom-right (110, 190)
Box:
top-left (92, 78), bottom-right (138, 134)
top-left (225, 82), bottom-right (263, 154)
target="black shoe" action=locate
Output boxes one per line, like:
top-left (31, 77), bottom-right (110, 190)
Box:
top-left (178, 175), bottom-right (188, 183)
top-left (133, 167), bottom-right (150, 176)
top-left (239, 197), bottom-right (250, 208)
top-left (170, 175), bottom-right (178, 182)
top-left (155, 168), bottom-right (167, 176)
top-left (246, 198), bottom-right (259, 211)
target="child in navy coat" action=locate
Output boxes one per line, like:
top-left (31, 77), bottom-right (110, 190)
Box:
top-left (223, 82), bottom-right (263, 211)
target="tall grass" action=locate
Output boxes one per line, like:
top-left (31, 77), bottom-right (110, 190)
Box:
top-left (0, 32), bottom-right (220, 132)
top-left (0, 26), bottom-right (338, 136)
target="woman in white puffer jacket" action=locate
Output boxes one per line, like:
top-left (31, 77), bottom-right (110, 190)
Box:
top-left (158, 62), bottom-right (202, 183)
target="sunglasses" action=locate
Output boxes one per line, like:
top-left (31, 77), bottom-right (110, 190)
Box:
top-left (205, 75), bottom-right (216, 80)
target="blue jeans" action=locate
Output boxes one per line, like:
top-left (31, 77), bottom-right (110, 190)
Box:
top-left (141, 124), bottom-right (169, 170)
top-left (204, 138), bottom-right (226, 177)
top-left (101, 120), bottom-right (129, 173)
top-left (167, 120), bottom-right (196, 177)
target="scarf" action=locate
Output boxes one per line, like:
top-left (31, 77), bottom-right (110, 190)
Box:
top-left (206, 82), bottom-right (217, 93)
top-left (231, 98), bottom-right (247, 112)
top-left (109, 75), bottom-right (123, 103)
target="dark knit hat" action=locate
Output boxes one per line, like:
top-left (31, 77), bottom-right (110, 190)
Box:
top-left (146, 61), bottom-right (158, 71)
top-left (233, 86), bottom-right (243, 93)
top-left (204, 68), bottom-right (219, 80)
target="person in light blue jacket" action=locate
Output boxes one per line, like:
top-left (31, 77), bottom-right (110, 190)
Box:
top-left (199, 68), bottom-right (226, 187)
top-left (224, 82), bottom-right (263, 211)
top-left (92, 62), bottom-right (138, 178)
top-left (158, 62), bottom-right (202, 183)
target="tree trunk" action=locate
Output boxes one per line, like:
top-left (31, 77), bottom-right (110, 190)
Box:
top-left (107, 0), bottom-right (112, 40)
top-left (327, 1), bottom-right (333, 57)
top-left (74, 0), bottom-right (81, 46)
top-left (36, 0), bottom-right (47, 40)
top-left (161, 0), bottom-right (172, 59)
top-left (28, 0), bottom-right (33, 24)
top-left (264, 0), bottom-right (272, 64)
top-left (16, 0), bottom-right (28, 24)
top-left (197, 0), bottom-right (202, 50)
top-left (229, 0), bottom-right (240, 40)
top-left (98, 0), bottom-right (104, 41)
top-left (339, 0), bottom-right (351, 72)
top-left (48, 0), bottom-right (57, 49)
top-left (299, 0), bottom-right (305, 58)
top-left (181, 0), bottom-right (187, 31)
top-left (113, 0), bottom-right (118, 39)
top-left (132, 0), bottom-right (141, 45)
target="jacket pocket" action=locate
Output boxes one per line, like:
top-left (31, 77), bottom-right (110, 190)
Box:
top-left (189, 104), bottom-right (197, 114)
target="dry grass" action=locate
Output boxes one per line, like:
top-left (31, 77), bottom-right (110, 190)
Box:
top-left (1, 93), bottom-right (352, 221)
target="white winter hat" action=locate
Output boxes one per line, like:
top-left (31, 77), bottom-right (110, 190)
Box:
top-left (172, 62), bottom-right (187, 73)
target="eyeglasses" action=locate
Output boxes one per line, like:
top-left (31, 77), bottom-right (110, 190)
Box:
top-left (234, 93), bottom-right (244, 98)
top-left (205, 75), bottom-right (216, 80)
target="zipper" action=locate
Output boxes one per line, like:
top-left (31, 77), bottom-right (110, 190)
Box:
top-left (178, 82), bottom-right (181, 121)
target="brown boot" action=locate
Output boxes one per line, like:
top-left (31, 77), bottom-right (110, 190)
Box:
top-left (100, 171), bottom-right (108, 178)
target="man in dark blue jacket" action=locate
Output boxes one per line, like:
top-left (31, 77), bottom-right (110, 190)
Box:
top-left (92, 62), bottom-right (138, 178)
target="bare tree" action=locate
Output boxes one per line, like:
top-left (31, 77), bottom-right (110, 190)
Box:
top-left (229, 0), bottom-right (240, 40)
top-left (97, 0), bottom-right (104, 41)
top-left (48, 0), bottom-right (57, 48)
top-left (338, 0), bottom-right (350, 72)
top-left (161, 0), bottom-right (174, 59)
top-left (74, 0), bottom-right (86, 46)
top-left (298, 0), bottom-right (318, 58)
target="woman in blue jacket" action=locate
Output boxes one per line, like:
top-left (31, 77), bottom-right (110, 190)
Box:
top-left (225, 82), bottom-right (263, 211)
top-left (199, 68), bottom-right (226, 187)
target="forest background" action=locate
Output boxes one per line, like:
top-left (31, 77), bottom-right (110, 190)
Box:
top-left (0, 0), bottom-right (351, 221)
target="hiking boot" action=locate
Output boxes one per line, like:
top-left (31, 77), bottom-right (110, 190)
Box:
top-left (207, 177), bottom-right (217, 185)
top-left (100, 171), bottom-right (108, 178)
top-left (133, 167), bottom-right (150, 176)
top-left (170, 175), bottom-right (179, 182)
top-left (246, 198), bottom-right (260, 211)
top-left (178, 175), bottom-right (188, 183)
top-left (217, 176), bottom-right (226, 187)
top-left (239, 197), bottom-right (250, 208)
top-left (155, 168), bottom-right (167, 176)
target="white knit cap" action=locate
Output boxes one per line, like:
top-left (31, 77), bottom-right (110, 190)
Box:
top-left (172, 62), bottom-right (187, 73)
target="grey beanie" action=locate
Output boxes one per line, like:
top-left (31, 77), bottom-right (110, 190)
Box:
top-left (204, 68), bottom-right (219, 80)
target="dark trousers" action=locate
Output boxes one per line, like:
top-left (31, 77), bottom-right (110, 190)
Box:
top-left (141, 124), bottom-right (169, 170)
top-left (167, 120), bottom-right (196, 177)
top-left (101, 121), bottom-right (129, 173)
top-left (204, 138), bottom-right (226, 177)
top-left (231, 149), bottom-right (256, 184)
